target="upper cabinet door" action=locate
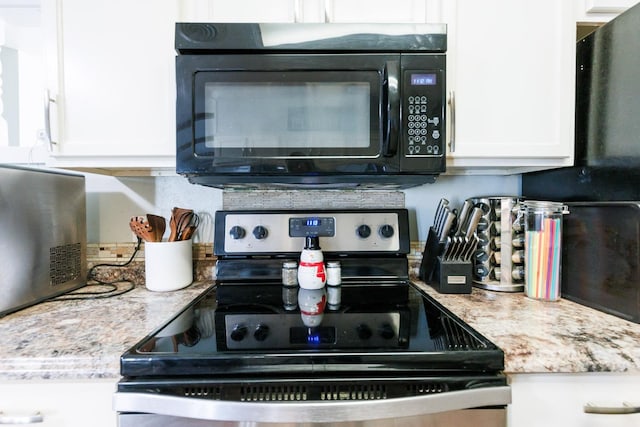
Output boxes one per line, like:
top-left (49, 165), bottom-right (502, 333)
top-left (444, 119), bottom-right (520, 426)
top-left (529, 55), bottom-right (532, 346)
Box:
top-left (180, 0), bottom-right (298, 23)
top-left (576, 0), bottom-right (639, 22)
top-left (45, 0), bottom-right (177, 170)
top-left (324, 0), bottom-right (444, 23)
top-left (446, 0), bottom-right (575, 173)
top-left (0, 1), bottom-right (49, 164)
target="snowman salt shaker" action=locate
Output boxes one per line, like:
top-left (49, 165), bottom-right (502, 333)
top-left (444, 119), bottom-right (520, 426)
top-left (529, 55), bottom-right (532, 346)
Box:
top-left (297, 236), bottom-right (326, 290)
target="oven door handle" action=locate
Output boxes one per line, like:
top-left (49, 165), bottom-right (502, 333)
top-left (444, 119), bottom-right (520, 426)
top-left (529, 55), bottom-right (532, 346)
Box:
top-left (114, 386), bottom-right (511, 423)
top-left (382, 60), bottom-right (400, 157)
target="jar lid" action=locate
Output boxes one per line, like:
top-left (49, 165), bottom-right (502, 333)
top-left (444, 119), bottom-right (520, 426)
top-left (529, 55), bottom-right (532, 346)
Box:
top-left (520, 200), bottom-right (569, 214)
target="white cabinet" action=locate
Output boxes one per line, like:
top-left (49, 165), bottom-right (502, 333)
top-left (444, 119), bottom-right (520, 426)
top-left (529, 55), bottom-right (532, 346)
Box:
top-left (0, 2), bottom-right (50, 165)
top-left (324, 0), bottom-right (444, 23)
top-left (0, 379), bottom-right (117, 427)
top-left (43, 0), bottom-right (177, 172)
top-left (576, 0), bottom-right (639, 22)
top-left (180, 0), bottom-right (298, 23)
top-left (446, 1), bottom-right (576, 174)
top-left (508, 373), bottom-right (640, 427)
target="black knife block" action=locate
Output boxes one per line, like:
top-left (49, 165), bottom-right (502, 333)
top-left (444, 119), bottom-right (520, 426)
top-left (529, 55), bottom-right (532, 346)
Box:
top-left (430, 257), bottom-right (473, 294)
top-left (419, 227), bottom-right (472, 294)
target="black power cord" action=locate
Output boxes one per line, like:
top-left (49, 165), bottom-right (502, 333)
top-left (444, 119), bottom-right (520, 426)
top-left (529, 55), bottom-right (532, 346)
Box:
top-left (48, 238), bottom-right (143, 302)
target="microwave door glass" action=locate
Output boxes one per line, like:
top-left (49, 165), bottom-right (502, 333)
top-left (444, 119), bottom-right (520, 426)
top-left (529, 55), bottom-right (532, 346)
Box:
top-left (201, 81), bottom-right (372, 157)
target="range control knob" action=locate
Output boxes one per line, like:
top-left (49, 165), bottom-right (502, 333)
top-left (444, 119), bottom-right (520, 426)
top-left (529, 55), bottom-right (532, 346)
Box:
top-left (252, 225), bottom-right (268, 240)
top-left (379, 323), bottom-right (395, 340)
top-left (356, 324), bottom-right (372, 340)
top-left (254, 324), bottom-right (270, 342)
top-left (356, 224), bottom-right (371, 239)
top-left (379, 224), bottom-right (395, 239)
top-left (229, 226), bottom-right (246, 240)
top-left (230, 325), bottom-right (248, 342)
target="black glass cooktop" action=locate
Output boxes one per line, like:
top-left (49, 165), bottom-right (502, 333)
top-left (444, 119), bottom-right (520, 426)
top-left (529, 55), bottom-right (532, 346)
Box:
top-left (120, 282), bottom-right (503, 378)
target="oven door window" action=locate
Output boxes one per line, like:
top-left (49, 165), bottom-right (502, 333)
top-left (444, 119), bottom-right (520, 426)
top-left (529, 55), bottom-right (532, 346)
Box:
top-left (193, 71), bottom-right (381, 158)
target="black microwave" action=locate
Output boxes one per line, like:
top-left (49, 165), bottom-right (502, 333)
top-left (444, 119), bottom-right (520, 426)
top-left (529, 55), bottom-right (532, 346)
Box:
top-left (175, 23), bottom-right (447, 189)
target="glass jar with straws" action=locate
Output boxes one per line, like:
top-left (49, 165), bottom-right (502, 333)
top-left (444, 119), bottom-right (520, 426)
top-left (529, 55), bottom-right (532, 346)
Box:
top-left (518, 201), bottom-right (569, 301)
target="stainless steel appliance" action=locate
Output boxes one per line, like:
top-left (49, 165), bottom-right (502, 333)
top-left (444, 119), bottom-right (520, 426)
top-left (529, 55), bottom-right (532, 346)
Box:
top-left (175, 23), bottom-right (447, 189)
top-left (114, 209), bottom-right (510, 426)
top-left (0, 165), bottom-right (86, 316)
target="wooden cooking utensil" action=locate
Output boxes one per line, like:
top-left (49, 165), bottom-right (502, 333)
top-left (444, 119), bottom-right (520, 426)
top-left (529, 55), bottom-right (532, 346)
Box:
top-left (129, 216), bottom-right (156, 242)
top-left (146, 214), bottom-right (166, 242)
top-left (169, 207), bottom-right (194, 241)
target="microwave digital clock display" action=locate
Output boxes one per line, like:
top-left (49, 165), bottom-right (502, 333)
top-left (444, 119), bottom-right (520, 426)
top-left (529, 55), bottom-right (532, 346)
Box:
top-left (410, 73), bottom-right (437, 86)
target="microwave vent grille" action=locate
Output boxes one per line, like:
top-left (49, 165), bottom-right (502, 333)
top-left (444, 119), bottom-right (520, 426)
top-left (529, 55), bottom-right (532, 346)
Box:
top-left (49, 243), bottom-right (82, 287)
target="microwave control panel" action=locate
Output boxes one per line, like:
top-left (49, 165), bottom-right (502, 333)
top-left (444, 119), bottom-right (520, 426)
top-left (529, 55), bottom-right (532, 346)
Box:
top-left (402, 70), bottom-right (444, 158)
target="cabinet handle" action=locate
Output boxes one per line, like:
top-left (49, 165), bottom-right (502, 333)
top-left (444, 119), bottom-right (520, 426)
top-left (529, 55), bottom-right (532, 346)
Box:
top-left (448, 90), bottom-right (456, 153)
top-left (43, 90), bottom-right (57, 151)
top-left (0, 411), bottom-right (44, 424)
top-left (584, 402), bottom-right (640, 414)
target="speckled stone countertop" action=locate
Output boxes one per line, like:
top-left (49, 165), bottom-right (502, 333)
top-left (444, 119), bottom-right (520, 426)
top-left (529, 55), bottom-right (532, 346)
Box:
top-left (411, 279), bottom-right (640, 374)
top-left (1, 278), bottom-right (639, 381)
top-left (0, 281), bottom-right (211, 381)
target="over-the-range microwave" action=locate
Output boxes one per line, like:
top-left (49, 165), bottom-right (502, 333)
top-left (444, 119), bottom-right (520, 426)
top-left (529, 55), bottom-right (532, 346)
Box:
top-left (175, 23), bottom-right (447, 189)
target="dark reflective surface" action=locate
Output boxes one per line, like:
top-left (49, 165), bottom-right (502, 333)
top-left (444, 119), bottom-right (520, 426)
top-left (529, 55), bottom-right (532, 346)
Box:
top-left (121, 282), bottom-right (503, 377)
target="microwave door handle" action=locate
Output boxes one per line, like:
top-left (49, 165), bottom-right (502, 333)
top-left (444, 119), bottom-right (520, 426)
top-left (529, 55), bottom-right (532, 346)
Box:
top-left (382, 60), bottom-right (400, 156)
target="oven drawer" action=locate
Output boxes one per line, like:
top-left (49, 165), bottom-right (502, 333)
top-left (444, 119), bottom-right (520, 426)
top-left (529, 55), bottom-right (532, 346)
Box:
top-left (119, 408), bottom-right (506, 427)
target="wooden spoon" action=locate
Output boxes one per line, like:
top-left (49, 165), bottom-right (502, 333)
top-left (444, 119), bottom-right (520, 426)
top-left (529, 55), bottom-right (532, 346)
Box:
top-left (169, 207), bottom-right (193, 241)
top-left (146, 214), bottom-right (166, 242)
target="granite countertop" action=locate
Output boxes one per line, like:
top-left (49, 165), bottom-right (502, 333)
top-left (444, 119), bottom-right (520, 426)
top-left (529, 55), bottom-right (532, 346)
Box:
top-left (1, 279), bottom-right (639, 381)
top-left (0, 281), bottom-right (211, 381)
top-left (411, 279), bottom-right (640, 374)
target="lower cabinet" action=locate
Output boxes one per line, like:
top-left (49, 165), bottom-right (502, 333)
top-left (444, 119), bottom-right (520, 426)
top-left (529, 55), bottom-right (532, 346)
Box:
top-left (508, 373), bottom-right (640, 427)
top-left (0, 379), bottom-right (117, 427)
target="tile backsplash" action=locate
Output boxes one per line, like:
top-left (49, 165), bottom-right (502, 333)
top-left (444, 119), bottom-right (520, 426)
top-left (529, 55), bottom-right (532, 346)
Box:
top-left (222, 190), bottom-right (405, 209)
top-left (87, 242), bottom-right (215, 283)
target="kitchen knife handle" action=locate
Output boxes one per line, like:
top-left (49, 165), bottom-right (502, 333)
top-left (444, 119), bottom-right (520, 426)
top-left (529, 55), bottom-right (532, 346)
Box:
top-left (382, 60), bottom-right (400, 157)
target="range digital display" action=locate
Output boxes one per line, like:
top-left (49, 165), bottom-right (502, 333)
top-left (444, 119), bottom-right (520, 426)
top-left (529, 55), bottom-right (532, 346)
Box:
top-left (289, 216), bottom-right (335, 237)
top-left (410, 73), bottom-right (437, 86)
top-left (306, 218), bottom-right (321, 227)
top-left (290, 326), bottom-right (336, 345)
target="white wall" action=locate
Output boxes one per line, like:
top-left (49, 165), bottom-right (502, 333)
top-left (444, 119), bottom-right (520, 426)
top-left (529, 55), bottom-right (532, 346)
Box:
top-left (84, 173), bottom-right (520, 244)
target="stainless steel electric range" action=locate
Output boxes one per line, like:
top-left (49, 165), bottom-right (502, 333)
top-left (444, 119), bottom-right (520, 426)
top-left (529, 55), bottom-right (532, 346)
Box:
top-left (114, 209), bottom-right (510, 426)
